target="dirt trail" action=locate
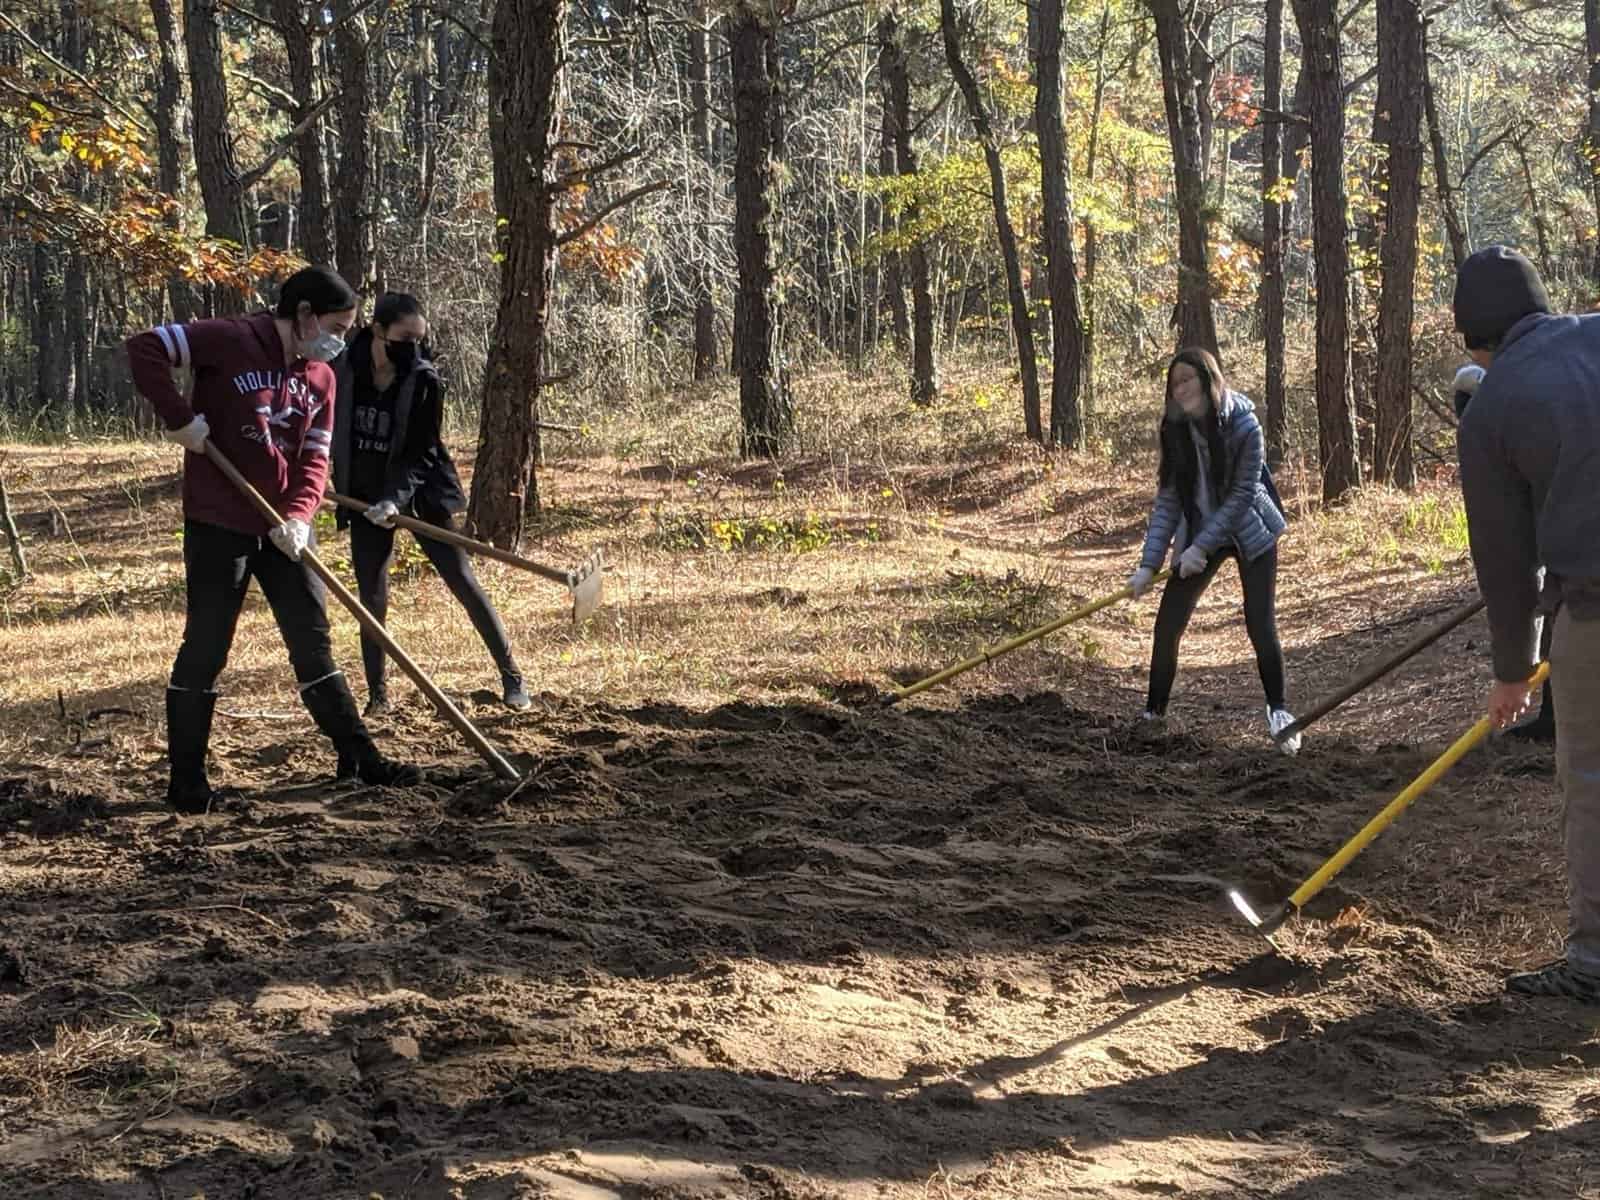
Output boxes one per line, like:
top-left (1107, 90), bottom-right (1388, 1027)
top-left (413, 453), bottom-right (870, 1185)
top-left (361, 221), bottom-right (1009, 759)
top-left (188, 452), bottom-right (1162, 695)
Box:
top-left (2, 682), bottom-right (1593, 1199)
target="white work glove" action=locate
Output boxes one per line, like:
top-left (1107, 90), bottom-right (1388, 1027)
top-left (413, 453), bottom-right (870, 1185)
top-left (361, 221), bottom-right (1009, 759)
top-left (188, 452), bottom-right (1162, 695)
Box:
top-left (1178, 544), bottom-right (1209, 578)
top-left (364, 499), bottom-right (400, 529)
top-left (1128, 566), bottom-right (1156, 599)
top-left (268, 518), bottom-right (311, 562)
top-left (164, 414), bottom-right (210, 454)
top-left (1452, 363), bottom-right (1485, 398)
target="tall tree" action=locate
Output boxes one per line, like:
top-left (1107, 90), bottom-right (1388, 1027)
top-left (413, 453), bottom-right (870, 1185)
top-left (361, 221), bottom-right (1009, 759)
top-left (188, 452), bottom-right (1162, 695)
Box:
top-left (468, 0), bottom-right (569, 546)
top-left (148, 0), bottom-right (197, 321)
top-left (1148, 0), bottom-right (1219, 358)
top-left (1260, 0), bottom-right (1287, 467)
top-left (877, 22), bottom-right (911, 357)
top-left (1082, 1), bottom-right (1113, 425)
top-left (1422, 32), bottom-right (1467, 268)
top-left (880, 6), bottom-right (938, 406)
top-left (1585, 0), bottom-right (1600, 285)
top-left (940, 0), bottom-right (1041, 441)
top-left (1035, 0), bottom-right (1085, 447)
top-left (688, 2), bottom-right (718, 380)
top-left (184, 0), bottom-right (249, 254)
top-left (729, 0), bottom-right (792, 456)
top-left (334, 11), bottom-right (377, 294)
top-left (1293, 0), bottom-right (1361, 501)
top-left (1373, 0), bottom-right (1424, 487)
top-left (272, 0), bottom-right (333, 264)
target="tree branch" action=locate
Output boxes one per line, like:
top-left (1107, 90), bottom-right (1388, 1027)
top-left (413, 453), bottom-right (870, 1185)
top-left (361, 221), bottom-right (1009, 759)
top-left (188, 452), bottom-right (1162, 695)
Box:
top-left (556, 180), bottom-right (670, 246)
top-left (215, 0), bottom-right (286, 33)
top-left (238, 90), bottom-right (343, 191)
top-left (0, 12), bottom-right (151, 134)
top-left (1459, 125), bottom-right (1517, 185)
top-left (234, 70), bottom-right (299, 113)
top-left (557, 143), bottom-right (648, 188)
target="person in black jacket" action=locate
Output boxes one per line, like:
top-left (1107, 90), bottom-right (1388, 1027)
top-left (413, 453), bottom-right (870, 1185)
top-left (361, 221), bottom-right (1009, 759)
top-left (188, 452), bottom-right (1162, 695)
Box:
top-left (332, 293), bottom-right (531, 713)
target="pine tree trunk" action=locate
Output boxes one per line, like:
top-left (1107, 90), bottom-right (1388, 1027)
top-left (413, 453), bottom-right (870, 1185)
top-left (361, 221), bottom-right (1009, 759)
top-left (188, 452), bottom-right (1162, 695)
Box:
top-left (467, 0), bottom-right (568, 547)
top-left (940, 0), bottom-right (1041, 440)
top-left (1149, 0), bottom-right (1219, 358)
top-left (1036, 0), bottom-right (1085, 448)
top-left (149, 0), bottom-right (197, 321)
top-left (184, 0), bottom-right (249, 302)
top-left (1422, 39), bottom-right (1467, 268)
top-left (1260, 0), bottom-right (1288, 467)
top-left (334, 14), bottom-right (376, 295)
top-left (881, 8), bottom-right (938, 405)
top-left (274, 0), bottom-right (333, 263)
top-left (689, 6), bottom-right (719, 380)
top-left (1082, 1), bottom-right (1112, 428)
top-left (1374, 0), bottom-right (1424, 488)
top-left (877, 18), bottom-right (910, 356)
top-left (729, 2), bottom-right (791, 457)
top-left (1292, 0), bottom-right (1361, 501)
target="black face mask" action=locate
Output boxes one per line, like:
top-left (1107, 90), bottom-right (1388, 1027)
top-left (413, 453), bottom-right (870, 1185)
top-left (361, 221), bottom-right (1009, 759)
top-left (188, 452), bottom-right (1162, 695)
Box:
top-left (384, 338), bottom-right (418, 373)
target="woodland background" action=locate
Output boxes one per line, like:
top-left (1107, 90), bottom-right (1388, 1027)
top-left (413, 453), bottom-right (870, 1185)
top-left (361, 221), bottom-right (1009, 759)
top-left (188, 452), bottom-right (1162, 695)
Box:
top-left (0, 0), bottom-right (1593, 546)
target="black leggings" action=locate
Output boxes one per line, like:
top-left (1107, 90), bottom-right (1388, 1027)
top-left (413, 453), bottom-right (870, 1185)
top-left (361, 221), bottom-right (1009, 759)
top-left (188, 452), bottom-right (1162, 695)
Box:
top-left (171, 519), bottom-right (338, 691)
top-left (349, 514), bottom-right (518, 695)
top-left (1146, 545), bottom-right (1286, 715)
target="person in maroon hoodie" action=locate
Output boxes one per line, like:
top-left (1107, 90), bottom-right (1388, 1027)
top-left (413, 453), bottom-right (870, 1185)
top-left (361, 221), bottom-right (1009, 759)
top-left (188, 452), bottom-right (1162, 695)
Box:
top-left (127, 266), bottom-right (419, 814)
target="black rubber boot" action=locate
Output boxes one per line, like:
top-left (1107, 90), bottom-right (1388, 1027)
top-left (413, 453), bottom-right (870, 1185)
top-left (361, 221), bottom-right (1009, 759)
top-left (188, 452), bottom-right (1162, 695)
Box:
top-left (501, 669), bottom-right (532, 712)
top-left (300, 674), bottom-right (421, 787)
top-left (166, 687), bottom-right (218, 815)
top-left (1503, 682), bottom-right (1557, 743)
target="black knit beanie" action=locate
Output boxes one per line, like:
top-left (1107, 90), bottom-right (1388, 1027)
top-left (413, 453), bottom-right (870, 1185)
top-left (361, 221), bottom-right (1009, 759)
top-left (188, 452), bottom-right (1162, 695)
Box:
top-left (1453, 246), bottom-right (1551, 349)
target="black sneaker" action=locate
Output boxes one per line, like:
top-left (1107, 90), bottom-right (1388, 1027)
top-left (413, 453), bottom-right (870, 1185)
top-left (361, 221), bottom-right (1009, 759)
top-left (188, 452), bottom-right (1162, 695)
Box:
top-left (1506, 959), bottom-right (1600, 1004)
top-left (502, 672), bottom-right (532, 712)
top-left (363, 689), bottom-right (390, 718)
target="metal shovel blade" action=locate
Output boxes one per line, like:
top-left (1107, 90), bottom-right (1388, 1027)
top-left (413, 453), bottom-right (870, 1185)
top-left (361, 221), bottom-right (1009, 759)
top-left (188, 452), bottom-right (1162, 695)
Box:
top-left (568, 549), bottom-right (604, 625)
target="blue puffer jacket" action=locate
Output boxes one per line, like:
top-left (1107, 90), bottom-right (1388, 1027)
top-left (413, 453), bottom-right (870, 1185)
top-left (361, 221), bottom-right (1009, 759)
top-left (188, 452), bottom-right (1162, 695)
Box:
top-left (1139, 391), bottom-right (1286, 570)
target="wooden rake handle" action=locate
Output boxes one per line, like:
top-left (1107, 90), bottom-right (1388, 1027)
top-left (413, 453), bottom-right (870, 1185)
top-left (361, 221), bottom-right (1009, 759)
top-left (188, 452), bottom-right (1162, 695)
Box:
top-left (325, 491), bottom-right (573, 587)
top-left (205, 445), bottom-right (520, 782)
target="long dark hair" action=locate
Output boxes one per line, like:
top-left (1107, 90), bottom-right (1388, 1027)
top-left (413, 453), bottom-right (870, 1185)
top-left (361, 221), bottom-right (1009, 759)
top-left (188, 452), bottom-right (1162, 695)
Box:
top-left (275, 265), bottom-right (357, 317)
top-left (1157, 347), bottom-right (1230, 524)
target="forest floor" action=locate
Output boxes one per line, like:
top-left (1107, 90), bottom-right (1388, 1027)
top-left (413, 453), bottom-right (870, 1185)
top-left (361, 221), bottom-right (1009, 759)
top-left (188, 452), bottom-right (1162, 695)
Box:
top-left (1, 378), bottom-right (1594, 1199)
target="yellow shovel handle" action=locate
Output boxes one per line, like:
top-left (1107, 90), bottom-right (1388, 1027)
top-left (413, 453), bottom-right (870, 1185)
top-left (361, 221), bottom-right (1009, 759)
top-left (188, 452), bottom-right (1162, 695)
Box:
top-left (1286, 661), bottom-right (1552, 912)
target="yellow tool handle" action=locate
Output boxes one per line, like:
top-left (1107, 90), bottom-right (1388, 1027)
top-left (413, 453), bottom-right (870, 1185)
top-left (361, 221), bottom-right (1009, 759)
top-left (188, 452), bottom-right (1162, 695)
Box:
top-left (888, 569), bottom-right (1173, 704)
top-left (1286, 660), bottom-right (1552, 912)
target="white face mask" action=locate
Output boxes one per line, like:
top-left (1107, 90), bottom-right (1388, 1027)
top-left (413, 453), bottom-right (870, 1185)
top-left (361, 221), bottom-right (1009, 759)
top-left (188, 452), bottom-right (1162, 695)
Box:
top-left (298, 321), bottom-right (346, 363)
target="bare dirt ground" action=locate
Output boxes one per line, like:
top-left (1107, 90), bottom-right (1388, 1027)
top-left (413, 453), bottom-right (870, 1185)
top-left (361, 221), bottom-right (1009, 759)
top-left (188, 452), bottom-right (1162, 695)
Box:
top-left (2, 430), bottom-right (1596, 1199)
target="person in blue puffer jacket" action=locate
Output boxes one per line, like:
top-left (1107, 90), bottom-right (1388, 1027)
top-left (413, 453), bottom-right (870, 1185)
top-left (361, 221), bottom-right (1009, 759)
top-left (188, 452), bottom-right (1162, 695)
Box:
top-left (1127, 347), bottom-right (1301, 755)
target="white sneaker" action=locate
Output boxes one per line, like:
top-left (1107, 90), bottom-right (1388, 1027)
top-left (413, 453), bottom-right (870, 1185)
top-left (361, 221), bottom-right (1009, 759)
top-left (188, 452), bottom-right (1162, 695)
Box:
top-left (1139, 709), bottom-right (1164, 723)
top-left (1268, 707), bottom-right (1301, 757)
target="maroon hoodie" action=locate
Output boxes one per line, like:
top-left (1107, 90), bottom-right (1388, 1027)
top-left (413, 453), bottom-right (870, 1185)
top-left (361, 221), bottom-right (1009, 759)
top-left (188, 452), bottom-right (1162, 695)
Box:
top-left (126, 312), bottom-right (335, 536)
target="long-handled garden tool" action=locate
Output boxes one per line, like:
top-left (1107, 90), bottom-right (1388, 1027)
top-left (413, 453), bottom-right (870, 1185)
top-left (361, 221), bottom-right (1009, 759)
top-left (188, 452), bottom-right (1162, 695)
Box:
top-left (885, 570), bottom-right (1172, 705)
top-left (1271, 596), bottom-right (1486, 744)
top-left (1229, 661), bottom-right (1551, 943)
top-left (323, 490), bottom-right (604, 625)
top-left (206, 445), bottom-right (521, 782)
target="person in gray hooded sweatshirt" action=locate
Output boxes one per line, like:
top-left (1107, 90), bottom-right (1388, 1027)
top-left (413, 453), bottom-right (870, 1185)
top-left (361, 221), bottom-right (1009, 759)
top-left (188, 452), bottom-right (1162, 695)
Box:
top-left (1455, 244), bottom-right (1600, 1002)
top-left (1453, 360), bottom-right (1555, 743)
top-left (1129, 347), bottom-right (1300, 755)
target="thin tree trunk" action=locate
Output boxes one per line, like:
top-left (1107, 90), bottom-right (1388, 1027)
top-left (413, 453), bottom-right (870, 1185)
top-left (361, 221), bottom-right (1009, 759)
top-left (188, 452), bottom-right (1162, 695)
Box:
top-left (882, 7), bottom-right (938, 405)
top-left (1148, 0), bottom-right (1219, 358)
top-left (1293, 0), bottom-right (1361, 501)
top-left (468, 0), bottom-right (568, 546)
top-left (689, 4), bottom-right (718, 379)
top-left (184, 0), bottom-right (249, 295)
top-left (1586, 0), bottom-right (1600, 285)
top-left (274, 0), bottom-right (333, 263)
top-left (1374, 0), bottom-right (1424, 488)
top-left (729, 2), bottom-right (790, 457)
top-left (1512, 132), bottom-right (1554, 280)
top-left (334, 14), bottom-right (377, 295)
top-left (1036, 0), bottom-right (1084, 447)
top-left (1422, 34), bottom-right (1467, 268)
top-left (940, 0), bottom-right (1041, 440)
top-left (149, 0), bottom-right (197, 321)
top-left (1082, 3), bottom-right (1112, 427)
top-left (1260, 0), bottom-right (1287, 467)
top-left (877, 19), bottom-right (910, 356)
